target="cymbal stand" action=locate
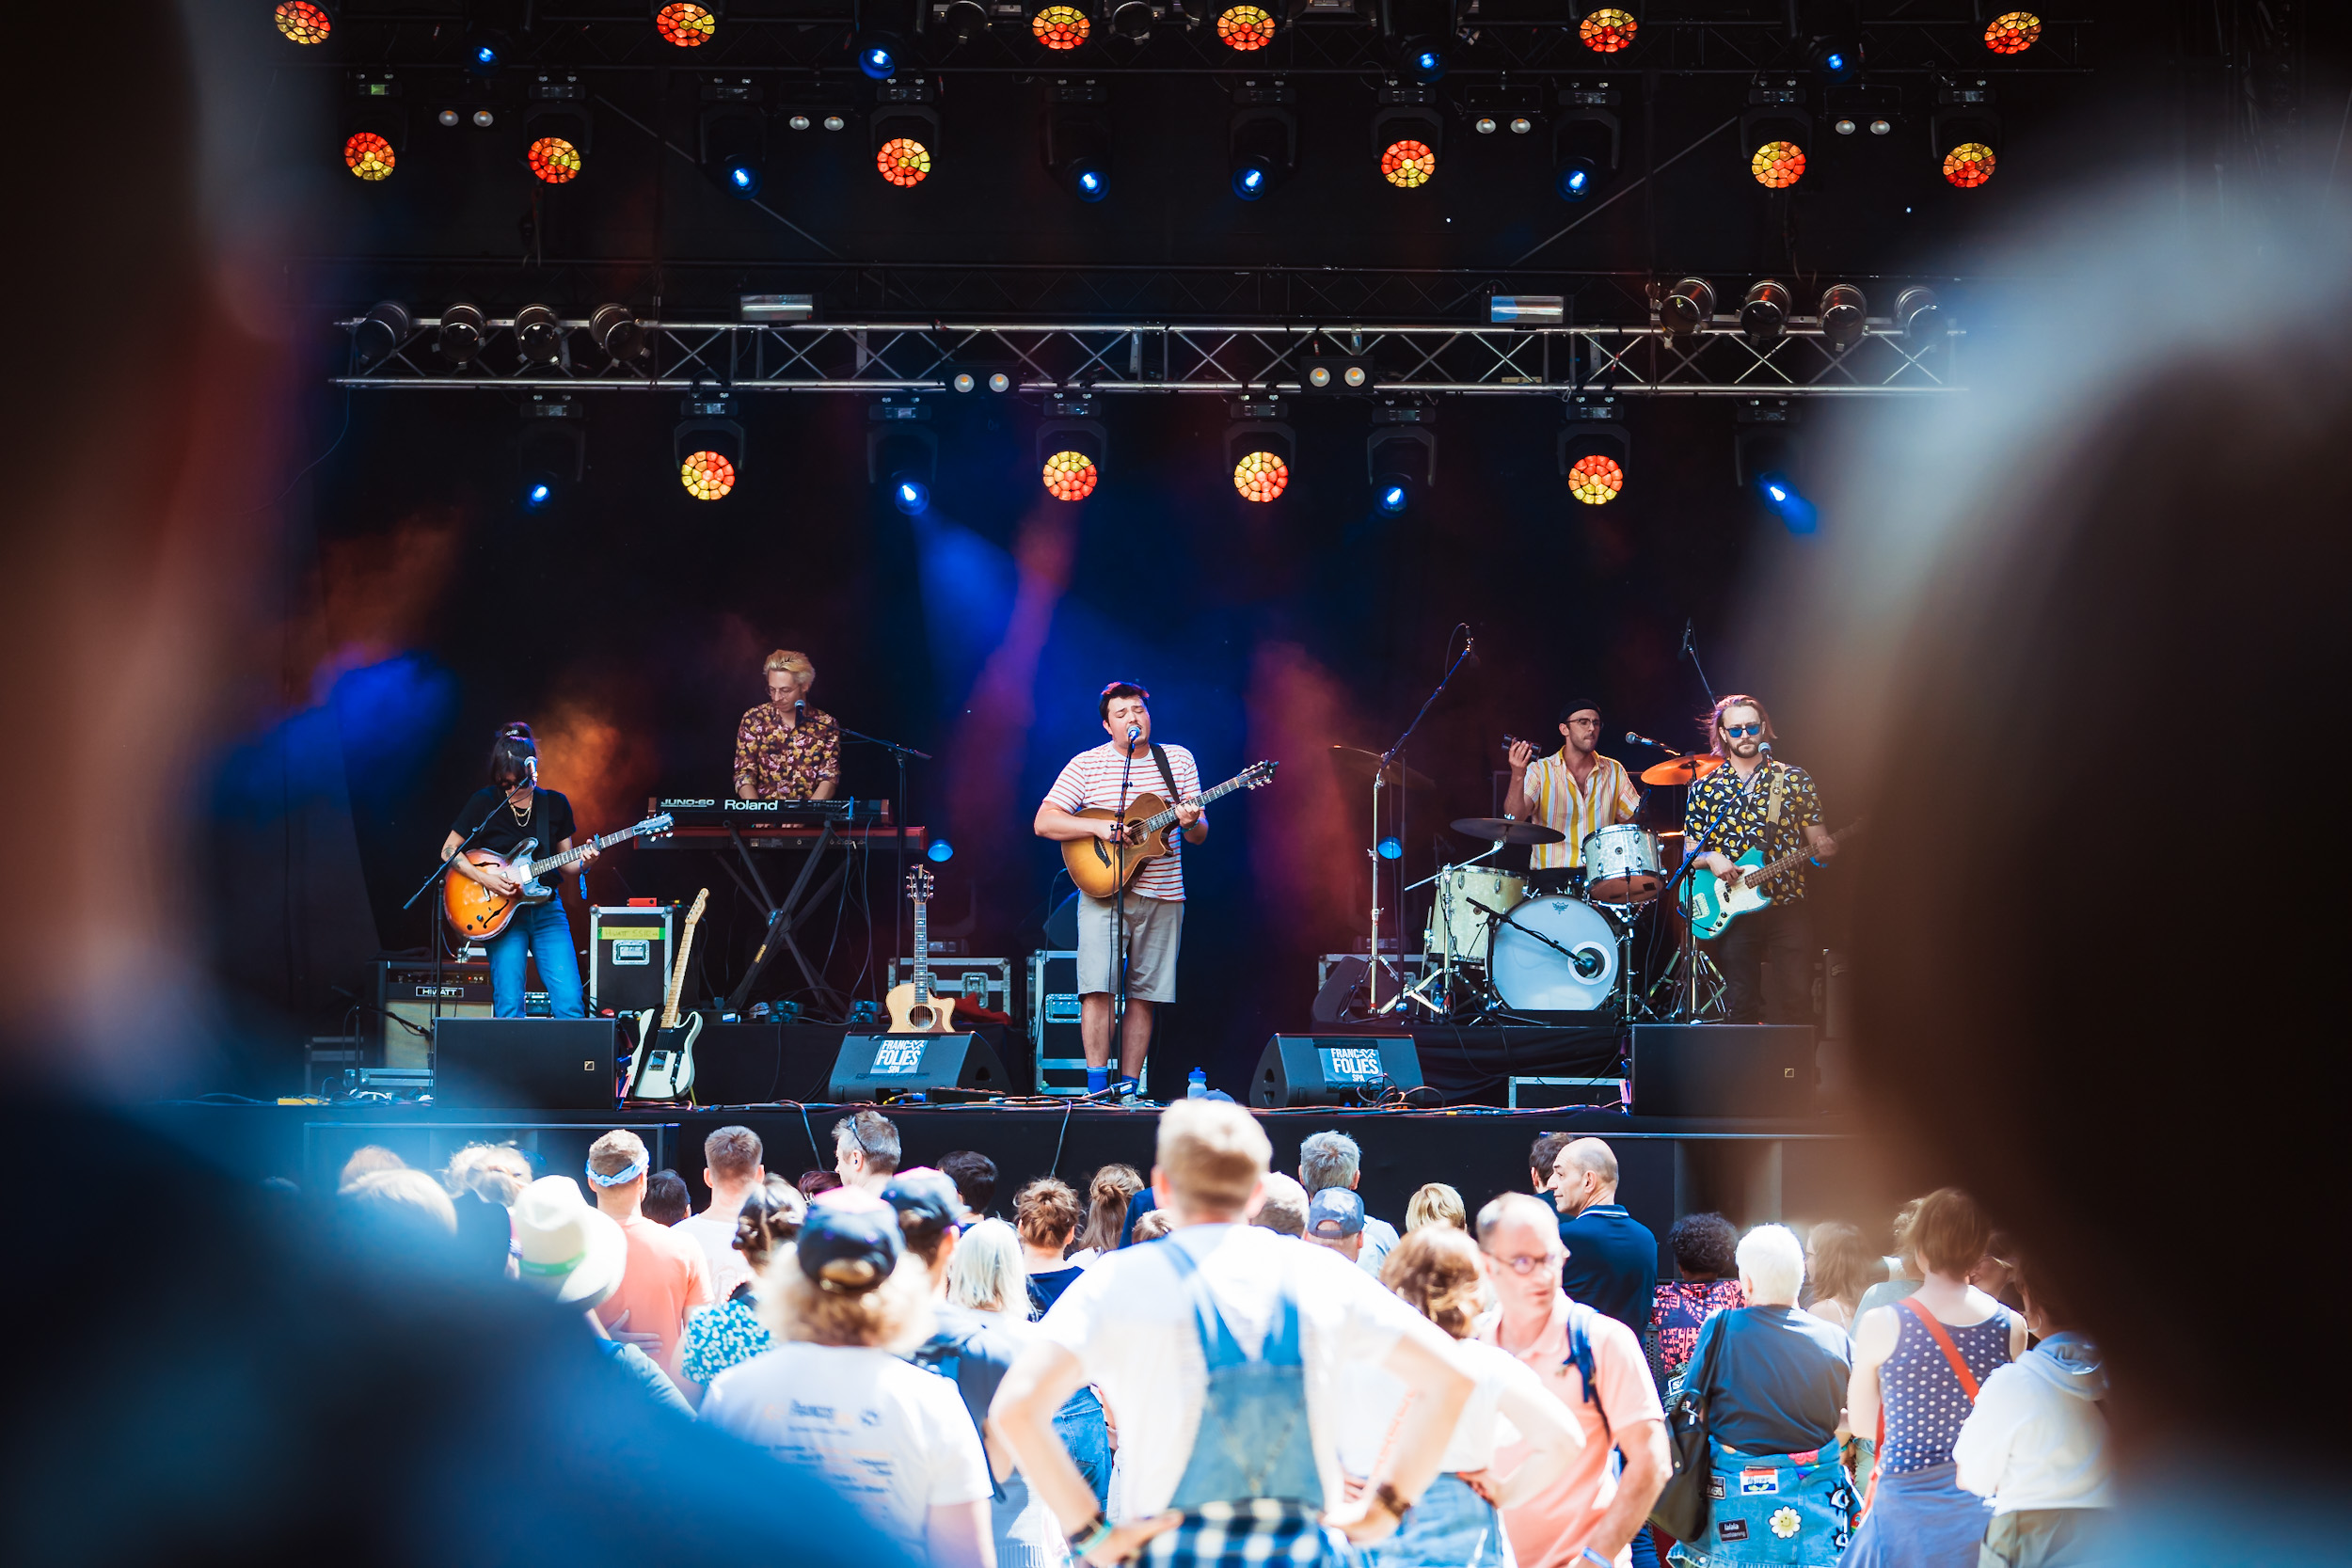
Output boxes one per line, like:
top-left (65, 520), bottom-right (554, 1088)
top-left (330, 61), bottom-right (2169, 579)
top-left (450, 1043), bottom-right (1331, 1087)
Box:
top-left (1364, 623), bottom-right (1478, 1011)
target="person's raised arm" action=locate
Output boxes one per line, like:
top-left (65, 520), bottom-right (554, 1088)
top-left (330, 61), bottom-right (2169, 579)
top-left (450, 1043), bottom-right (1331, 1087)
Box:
top-left (990, 1339), bottom-right (1176, 1564)
top-left (1326, 1326), bottom-right (1474, 1544)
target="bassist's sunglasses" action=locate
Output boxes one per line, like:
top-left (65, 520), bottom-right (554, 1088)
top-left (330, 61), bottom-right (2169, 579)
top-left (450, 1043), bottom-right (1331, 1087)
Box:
top-left (1722, 723), bottom-right (1764, 737)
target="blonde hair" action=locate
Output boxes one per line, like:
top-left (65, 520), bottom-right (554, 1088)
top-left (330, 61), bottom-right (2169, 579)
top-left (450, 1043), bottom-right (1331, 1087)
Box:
top-left (1405, 1182), bottom-right (1467, 1233)
top-left (1381, 1226), bottom-right (1486, 1339)
top-left (946, 1218), bottom-right (1028, 1316)
top-left (1078, 1163), bottom-right (1146, 1255)
top-left (1156, 1100), bottom-right (1270, 1217)
top-left (343, 1168), bottom-right (457, 1235)
top-left (446, 1142), bottom-right (532, 1206)
top-left (1131, 1210), bottom-right (1174, 1242)
top-left (587, 1129), bottom-right (648, 1180)
top-left (763, 649), bottom-right (815, 683)
top-left (760, 1244), bottom-right (934, 1353)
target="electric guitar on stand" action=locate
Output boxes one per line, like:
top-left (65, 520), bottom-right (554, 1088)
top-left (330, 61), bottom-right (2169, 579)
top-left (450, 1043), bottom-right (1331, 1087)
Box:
top-left (884, 868), bottom-right (956, 1035)
top-left (627, 888), bottom-right (707, 1101)
top-left (442, 812), bottom-right (674, 941)
top-left (1685, 821), bottom-right (1866, 940)
top-left (1060, 759), bottom-right (1279, 900)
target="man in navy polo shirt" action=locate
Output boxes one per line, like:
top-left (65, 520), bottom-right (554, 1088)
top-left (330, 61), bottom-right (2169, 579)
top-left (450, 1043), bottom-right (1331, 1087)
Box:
top-left (1549, 1136), bottom-right (1658, 1338)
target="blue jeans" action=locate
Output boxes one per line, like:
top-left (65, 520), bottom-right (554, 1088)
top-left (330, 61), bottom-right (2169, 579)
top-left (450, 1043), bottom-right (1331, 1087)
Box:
top-left (1054, 1386), bottom-right (1112, 1513)
top-left (486, 899), bottom-right (584, 1018)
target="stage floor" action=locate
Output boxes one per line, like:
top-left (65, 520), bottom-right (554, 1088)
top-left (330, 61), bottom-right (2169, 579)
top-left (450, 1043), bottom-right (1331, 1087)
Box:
top-left (141, 1101), bottom-right (1899, 1254)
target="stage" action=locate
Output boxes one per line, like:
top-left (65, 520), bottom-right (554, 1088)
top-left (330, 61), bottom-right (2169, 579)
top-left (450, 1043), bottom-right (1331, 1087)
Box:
top-left (139, 1099), bottom-right (1899, 1256)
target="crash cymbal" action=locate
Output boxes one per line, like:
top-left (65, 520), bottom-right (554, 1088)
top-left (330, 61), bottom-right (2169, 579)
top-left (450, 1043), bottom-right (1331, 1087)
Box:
top-left (1449, 816), bottom-right (1567, 847)
top-left (1641, 753), bottom-right (1724, 786)
top-left (1327, 745), bottom-right (1436, 792)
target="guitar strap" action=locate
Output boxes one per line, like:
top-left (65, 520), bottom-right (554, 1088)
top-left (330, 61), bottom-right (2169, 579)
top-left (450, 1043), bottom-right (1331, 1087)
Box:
top-left (1764, 762), bottom-right (1788, 828)
top-left (1148, 742), bottom-right (1183, 805)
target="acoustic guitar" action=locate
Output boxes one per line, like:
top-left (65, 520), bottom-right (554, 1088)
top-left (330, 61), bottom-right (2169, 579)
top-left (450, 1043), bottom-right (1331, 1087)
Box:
top-left (1685, 820), bottom-right (1865, 940)
top-left (627, 888), bottom-right (707, 1101)
top-left (1059, 759), bottom-right (1279, 900)
top-left (883, 868), bottom-right (955, 1035)
top-left (441, 812), bottom-right (674, 941)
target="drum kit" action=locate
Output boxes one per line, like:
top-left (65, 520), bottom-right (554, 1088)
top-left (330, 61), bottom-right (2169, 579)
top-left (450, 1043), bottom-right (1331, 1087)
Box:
top-left (1341, 744), bottom-right (1736, 1023)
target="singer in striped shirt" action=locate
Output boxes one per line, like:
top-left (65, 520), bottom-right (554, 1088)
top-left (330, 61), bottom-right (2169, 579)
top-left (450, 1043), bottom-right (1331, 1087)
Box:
top-left (1033, 681), bottom-right (1205, 1100)
top-left (1504, 700), bottom-right (1643, 895)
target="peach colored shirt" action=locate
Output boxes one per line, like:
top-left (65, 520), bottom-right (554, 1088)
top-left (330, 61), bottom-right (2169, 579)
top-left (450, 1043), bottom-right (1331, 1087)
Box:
top-left (597, 1214), bottom-right (716, 1379)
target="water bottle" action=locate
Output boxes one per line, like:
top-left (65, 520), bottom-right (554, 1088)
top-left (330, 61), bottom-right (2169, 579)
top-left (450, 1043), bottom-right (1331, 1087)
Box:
top-left (1186, 1068), bottom-right (1208, 1100)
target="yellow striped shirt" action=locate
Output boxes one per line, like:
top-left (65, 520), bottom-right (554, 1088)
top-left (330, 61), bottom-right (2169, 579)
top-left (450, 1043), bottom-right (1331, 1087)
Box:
top-left (1524, 752), bottom-right (1643, 869)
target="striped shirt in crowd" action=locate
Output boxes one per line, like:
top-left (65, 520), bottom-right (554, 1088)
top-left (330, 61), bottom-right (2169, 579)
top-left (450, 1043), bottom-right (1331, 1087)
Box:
top-left (1523, 751), bottom-right (1642, 870)
top-left (1045, 741), bottom-right (1204, 900)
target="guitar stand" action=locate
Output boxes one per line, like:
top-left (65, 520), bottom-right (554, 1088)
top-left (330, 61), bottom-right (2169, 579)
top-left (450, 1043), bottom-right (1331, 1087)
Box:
top-left (719, 818), bottom-right (849, 1019)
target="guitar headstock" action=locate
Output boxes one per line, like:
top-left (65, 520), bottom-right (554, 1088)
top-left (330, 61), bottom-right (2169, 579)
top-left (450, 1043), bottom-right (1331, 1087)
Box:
top-left (683, 888), bottom-right (709, 927)
top-left (1239, 759), bottom-right (1279, 789)
top-left (641, 812), bottom-right (675, 838)
top-left (905, 866), bottom-right (934, 903)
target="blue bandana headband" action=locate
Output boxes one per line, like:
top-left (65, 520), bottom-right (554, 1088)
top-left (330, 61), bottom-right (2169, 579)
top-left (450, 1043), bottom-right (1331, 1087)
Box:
top-left (586, 1159), bottom-right (647, 1189)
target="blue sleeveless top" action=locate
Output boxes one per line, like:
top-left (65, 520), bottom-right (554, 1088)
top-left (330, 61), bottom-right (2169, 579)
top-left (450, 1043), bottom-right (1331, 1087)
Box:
top-left (1879, 1306), bottom-right (2014, 1474)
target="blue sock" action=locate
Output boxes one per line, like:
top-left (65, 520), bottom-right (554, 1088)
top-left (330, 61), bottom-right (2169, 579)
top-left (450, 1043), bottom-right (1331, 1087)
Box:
top-left (1087, 1067), bottom-right (1110, 1094)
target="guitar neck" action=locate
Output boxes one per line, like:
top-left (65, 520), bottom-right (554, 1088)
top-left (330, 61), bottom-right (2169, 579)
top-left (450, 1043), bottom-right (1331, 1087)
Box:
top-left (660, 919), bottom-right (702, 1030)
top-left (1748, 823), bottom-right (1856, 883)
top-left (911, 896), bottom-right (931, 1001)
top-left (1134, 771), bottom-right (1247, 834)
top-left (529, 823), bottom-right (639, 879)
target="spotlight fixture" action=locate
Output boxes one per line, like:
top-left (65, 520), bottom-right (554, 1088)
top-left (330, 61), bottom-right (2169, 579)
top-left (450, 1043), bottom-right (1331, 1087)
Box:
top-left (1301, 356), bottom-right (1374, 393)
top-left (354, 301), bottom-right (412, 369)
top-left (1554, 87), bottom-right (1620, 202)
top-left (873, 81), bottom-right (939, 188)
top-left (1894, 285), bottom-right (1940, 342)
top-left (654, 0), bottom-right (719, 46)
top-left (1039, 392), bottom-right (1106, 501)
top-left (1659, 277), bottom-right (1715, 340)
top-left (343, 73), bottom-right (405, 182)
top-left (1374, 90), bottom-right (1442, 190)
top-left (941, 0), bottom-right (990, 40)
top-left (1739, 280), bottom-right (1791, 348)
top-left (676, 391), bottom-right (744, 501)
top-left (926, 838), bottom-right (956, 863)
top-left (1577, 7), bottom-right (1636, 53)
top-left (1367, 403), bottom-right (1435, 515)
top-left (1225, 398), bottom-right (1295, 503)
top-left (1229, 83), bottom-right (1296, 201)
top-left (868, 400), bottom-right (938, 515)
top-left (515, 304), bottom-right (566, 363)
top-left (1396, 38), bottom-right (1446, 85)
top-left (1982, 9), bottom-right (2041, 55)
top-left (519, 392), bottom-right (584, 512)
top-left (856, 31), bottom-right (906, 79)
top-left (437, 303), bottom-right (486, 363)
top-left (276, 1), bottom-right (334, 45)
top-left (1933, 80), bottom-right (2000, 188)
top-left (1105, 0), bottom-right (1155, 41)
top-left (1043, 81), bottom-right (1112, 203)
top-left (1030, 3), bottom-right (1091, 49)
top-left (1804, 0), bottom-right (1862, 84)
top-left (1740, 81), bottom-right (1810, 190)
top-left (1816, 283), bottom-right (1867, 353)
top-left (524, 75), bottom-right (591, 183)
top-left (589, 303), bottom-right (649, 363)
top-left (1213, 4), bottom-right (1277, 52)
top-left (1559, 393), bottom-right (1630, 506)
top-left (948, 364), bottom-right (1019, 394)
top-left (699, 77), bottom-right (767, 198)
top-left (1734, 399), bottom-right (1812, 531)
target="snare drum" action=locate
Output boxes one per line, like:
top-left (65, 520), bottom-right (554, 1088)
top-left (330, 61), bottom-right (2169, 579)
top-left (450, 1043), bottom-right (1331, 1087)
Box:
top-left (1422, 864), bottom-right (1525, 963)
top-left (1581, 823), bottom-right (1663, 904)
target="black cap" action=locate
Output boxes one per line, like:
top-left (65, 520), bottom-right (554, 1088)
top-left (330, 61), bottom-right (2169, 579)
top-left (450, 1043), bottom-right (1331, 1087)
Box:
top-left (795, 1189), bottom-right (903, 1294)
top-left (1557, 700), bottom-right (1604, 725)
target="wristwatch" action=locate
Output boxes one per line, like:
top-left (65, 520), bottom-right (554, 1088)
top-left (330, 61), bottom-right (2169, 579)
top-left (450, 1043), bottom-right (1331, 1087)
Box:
top-left (1373, 1481), bottom-right (1415, 1521)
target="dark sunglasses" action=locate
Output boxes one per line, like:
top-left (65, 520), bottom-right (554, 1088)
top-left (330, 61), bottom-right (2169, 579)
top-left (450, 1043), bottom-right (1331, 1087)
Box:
top-left (1723, 722), bottom-right (1764, 737)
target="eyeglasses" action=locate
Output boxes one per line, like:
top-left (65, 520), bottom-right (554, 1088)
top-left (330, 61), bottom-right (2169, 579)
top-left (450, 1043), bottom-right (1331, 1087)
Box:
top-left (1723, 722), bottom-right (1764, 737)
top-left (1485, 1249), bottom-right (1566, 1276)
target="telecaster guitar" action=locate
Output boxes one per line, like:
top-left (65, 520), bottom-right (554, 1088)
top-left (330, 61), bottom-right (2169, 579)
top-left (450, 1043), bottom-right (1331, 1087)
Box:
top-left (442, 812), bottom-right (675, 941)
top-left (1059, 759), bottom-right (1280, 900)
top-left (883, 867), bottom-right (955, 1035)
top-left (1685, 820), bottom-right (1866, 940)
top-left (628, 888), bottom-right (708, 1102)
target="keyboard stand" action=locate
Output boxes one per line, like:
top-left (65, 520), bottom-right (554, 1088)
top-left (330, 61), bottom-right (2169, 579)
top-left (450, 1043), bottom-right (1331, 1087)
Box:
top-left (718, 817), bottom-right (847, 1016)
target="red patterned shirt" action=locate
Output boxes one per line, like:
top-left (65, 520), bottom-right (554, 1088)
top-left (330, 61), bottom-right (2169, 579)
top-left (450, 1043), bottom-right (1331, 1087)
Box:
top-left (1651, 1277), bottom-right (1747, 1380)
top-left (733, 704), bottom-right (841, 800)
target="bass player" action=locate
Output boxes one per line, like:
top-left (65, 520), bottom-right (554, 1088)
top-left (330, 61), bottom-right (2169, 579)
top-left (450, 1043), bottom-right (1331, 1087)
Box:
top-left (439, 721), bottom-right (596, 1019)
top-left (1032, 682), bottom-right (1204, 1101)
top-left (1683, 694), bottom-right (1836, 1026)
top-left (1503, 697), bottom-right (1644, 895)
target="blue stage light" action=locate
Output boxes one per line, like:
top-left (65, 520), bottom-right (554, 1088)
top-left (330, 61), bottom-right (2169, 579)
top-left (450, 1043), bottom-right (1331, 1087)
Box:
top-left (1377, 836), bottom-right (1403, 860)
top-left (894, 477), bottom-right (931, 515)
top-left (1376, 483), bottom-right (1408, 515)
top-left (927, 837), bottom-right (955, 863)
top-left (1559, 161), bottom-right (1595, 200)
top-left (1233, 163), bottom-right (1268, 199)
top-left (1823, 51), bottom-right (1844, 71)
top-left (1074, 165), bottom-right (1106, 201)
top-left (860, 42), bottom-right (898, 78)
top-left (1754, 470), bottom-right (1819, 534)
top-left (477, 44), bottom-right (497, 64)
top-left (524, 482), bottom-right (552, 510)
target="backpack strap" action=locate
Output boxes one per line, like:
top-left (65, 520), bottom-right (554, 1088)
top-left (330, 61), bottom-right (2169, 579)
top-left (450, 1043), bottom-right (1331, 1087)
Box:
top-left (1563, 1302), bottom-right (1614, 1444)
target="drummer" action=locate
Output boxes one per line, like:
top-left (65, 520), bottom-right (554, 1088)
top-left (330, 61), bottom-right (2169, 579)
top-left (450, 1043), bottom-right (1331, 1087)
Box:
top-left (1504, 700), bottom-right (1644, 895)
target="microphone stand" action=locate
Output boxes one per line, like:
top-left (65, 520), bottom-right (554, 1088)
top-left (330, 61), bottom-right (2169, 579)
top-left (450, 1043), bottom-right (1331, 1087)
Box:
top-left (835, 724), bottom-right (933, 989)
top-left (1111, 731), bottom-right (1141, 1087)
top-left (1366, 625), bottom-right (1476, 1012)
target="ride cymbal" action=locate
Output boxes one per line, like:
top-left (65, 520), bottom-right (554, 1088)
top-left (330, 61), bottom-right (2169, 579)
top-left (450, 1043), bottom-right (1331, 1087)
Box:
top-left (1640, 754), bottom-right (1724, 786)
top-left (1448, 816), bottom-right (1566, 847)
top-left (1327, 745), bottom-right (1436, 792)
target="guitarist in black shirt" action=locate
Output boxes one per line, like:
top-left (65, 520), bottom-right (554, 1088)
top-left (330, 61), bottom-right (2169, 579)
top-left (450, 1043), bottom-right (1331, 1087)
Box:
top-left (439, 722), bottom-right (596, 1017)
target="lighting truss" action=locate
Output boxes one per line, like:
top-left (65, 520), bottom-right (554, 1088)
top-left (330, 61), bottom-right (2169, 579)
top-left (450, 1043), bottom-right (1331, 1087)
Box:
top-left (332, 313), bottom-right (1963, 396)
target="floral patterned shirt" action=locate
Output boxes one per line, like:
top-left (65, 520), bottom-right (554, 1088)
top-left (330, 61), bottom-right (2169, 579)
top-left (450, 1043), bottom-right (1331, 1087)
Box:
top-left (733, 703), bottom-right (841, 800)
top-left (678, 1291), bottom-right (772, 1387)
top-left (1683, 759), bottom-right (1824, 904)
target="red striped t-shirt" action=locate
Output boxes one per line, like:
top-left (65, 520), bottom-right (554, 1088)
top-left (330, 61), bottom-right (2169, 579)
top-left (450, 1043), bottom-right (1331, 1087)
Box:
top-left (1045, 741), bottom-right (1204, 900)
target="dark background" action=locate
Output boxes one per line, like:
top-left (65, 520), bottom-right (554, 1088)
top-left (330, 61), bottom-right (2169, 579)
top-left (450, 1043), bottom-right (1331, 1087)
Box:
top-left (194, 0), bottom-right (2349, 1096)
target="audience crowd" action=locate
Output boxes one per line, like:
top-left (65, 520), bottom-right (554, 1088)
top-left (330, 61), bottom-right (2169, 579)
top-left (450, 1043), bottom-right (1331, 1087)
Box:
top-left (325, 1114), bottom-right (2113, 1568)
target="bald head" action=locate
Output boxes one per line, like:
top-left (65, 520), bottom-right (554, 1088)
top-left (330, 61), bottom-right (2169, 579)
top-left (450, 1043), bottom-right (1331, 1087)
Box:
top-left (1549, 1137), bottom-right (1620, 1218)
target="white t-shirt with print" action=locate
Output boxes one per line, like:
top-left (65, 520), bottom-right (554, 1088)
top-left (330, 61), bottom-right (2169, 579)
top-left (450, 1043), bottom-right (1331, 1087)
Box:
top-left (1036, 1222), bottom-right (1455, 1519)
top-left (675, 1208), bottom-right (755, 1301)
top-left (702, 1342), bottom-right (992, 1553)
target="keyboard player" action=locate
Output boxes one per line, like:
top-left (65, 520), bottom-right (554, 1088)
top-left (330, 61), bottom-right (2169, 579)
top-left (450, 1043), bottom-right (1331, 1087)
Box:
top-left (734, 649), bottom-right (841, 801)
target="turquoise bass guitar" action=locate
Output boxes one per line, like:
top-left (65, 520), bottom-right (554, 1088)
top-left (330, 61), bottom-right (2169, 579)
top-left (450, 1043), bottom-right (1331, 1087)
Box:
top-left (1685, 820), bottom-right (1865, 939)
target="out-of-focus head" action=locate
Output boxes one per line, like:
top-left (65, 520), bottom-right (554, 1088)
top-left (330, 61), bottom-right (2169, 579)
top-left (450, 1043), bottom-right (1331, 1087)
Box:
top-left (447, 1143), bottom-right (533, 1207)
top-left (1804, 1221), bottom-right (1878, 1308)
top-left (1381, 1225), bottom-right (1486, 1340)
top-left (938, 1149), bottom-right (998, 1217)
top-left (1406, 1181), bottom-right (1466, 1233)
top-left (1249, 1173), bottom-right (1310, 1237)
top-left (881, 1166), bottom-right (964, 1267)
top-left (1476, 1191), bottom-right (1565, 1316)
top-left (641, 1170), bottom-right (691, 1227)
top-left (513, 1176), bottom-right (628, 1307)
top-left (1078, 1163), bottom-right (1145, 1252)
top-left (343, 1168), bottom-right (458, 1242)
top-left (1668, 1212), bottom-right (1740, 1281)
top-left (946, 1217), bottom-right (1026, 1316)
top-left (1306, 1186), bottom-right (1366, 1258)
top-left (767, 1190), bottom-right (930, 1351)
top-left (1154, 1099), bottom-right (1270, 1222)
top-left (1908, 1187), bottom-right (1993, 1280)
top-left (338, 1146), bottom-right (406, 1192)
top-left (1735, 1224), bottom-right (1805, 1307)
top-left (1130, 1209), bottom-right (1174, 1243)
top-left (1297, 1131), bottom-right (1363, 1196)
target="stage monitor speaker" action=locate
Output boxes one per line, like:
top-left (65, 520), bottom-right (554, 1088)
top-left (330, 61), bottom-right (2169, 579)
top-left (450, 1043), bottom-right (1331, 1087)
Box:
top-left (432, 1018), bottom-right (618, 1109)
top-left (1250, 1034), bottom-right (1422, 1107)
top-left (828, 1033), bottom-right (1010, 1101)
top-left (1629, 1023), bottom-right (1812, 1118)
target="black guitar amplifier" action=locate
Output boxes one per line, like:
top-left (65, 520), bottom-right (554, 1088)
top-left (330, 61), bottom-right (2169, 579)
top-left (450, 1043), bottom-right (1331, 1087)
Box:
top-left (827, 1033), bottom-right (1010, 1101)
top-left (1629, 1023), bottom-right (1813, 1117)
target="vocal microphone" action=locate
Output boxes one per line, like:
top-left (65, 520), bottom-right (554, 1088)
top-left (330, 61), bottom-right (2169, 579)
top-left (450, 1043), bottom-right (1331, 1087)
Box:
top-left (1626, 731), bottom-right (1664, 749)
top-left (524, 755), bottom-right (538, 784)
top-left (1126, 724), bottom-right (1143, 751)
top-left (794, 698), bottom-right (807, 719)
top-left (1462, 636), bottom-right (1479, 670)
top-left (1677, 620), bottom-right (1693, 660)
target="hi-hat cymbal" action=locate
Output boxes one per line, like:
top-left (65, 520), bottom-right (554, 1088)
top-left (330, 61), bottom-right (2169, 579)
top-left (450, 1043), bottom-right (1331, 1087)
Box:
top-left (1449, 816), bottom-right (1566, 847)
top-left (1327, 745), bottom-right (1436, 792)
top-left (1641, 753), bottom-right (1724, 786)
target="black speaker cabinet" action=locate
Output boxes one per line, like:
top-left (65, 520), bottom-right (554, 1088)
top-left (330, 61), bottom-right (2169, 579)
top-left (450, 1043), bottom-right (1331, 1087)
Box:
top-left (828, 1032), bottom-right (1010, 1101)
top-left (1250, 1034), bottom-right (1423, 1107)
top-left (431, 1018), bottom-right (618, 1110)
top-left (1629, 1023), bottom-right (1813, 1118)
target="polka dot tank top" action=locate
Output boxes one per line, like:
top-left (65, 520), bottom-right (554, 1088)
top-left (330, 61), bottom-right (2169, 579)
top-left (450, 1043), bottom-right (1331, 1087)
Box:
top-left (1880, 1306), bottom-right (2015, 1474)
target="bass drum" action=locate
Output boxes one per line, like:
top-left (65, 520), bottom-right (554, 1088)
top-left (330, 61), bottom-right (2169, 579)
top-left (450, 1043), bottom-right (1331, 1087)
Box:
top-left (1490, 897), bottom-right (1619, 1012)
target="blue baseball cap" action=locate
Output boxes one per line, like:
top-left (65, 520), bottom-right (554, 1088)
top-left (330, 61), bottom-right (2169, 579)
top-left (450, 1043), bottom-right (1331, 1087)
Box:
top-left (796, 1188), bottom-right (903, 1293)
top-left (1308, 1186), bottom-right (1366, 1240)
top-left (882, 1166), bottom-right (962, 1241)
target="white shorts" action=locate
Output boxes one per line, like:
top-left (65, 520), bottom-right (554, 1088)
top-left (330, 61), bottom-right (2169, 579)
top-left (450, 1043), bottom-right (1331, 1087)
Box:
top-left (1076, 891), bottom-right (1184, 1004)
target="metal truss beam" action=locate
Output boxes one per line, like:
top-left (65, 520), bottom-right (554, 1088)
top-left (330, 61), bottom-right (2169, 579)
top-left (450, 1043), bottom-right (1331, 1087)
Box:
top-left (334, 316), bottom-right (1962, 395)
